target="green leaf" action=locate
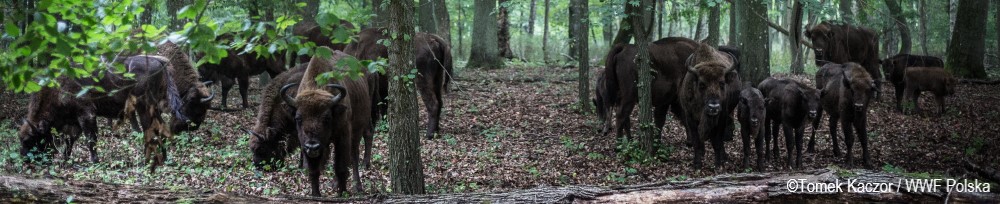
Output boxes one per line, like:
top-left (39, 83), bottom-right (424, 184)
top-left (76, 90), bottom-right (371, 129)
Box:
top-left (24, 81), bottom-right (41, 93)
top-left (5, 21), bottom-right (20, 37)
top-left (315, 47), bottom-right (333, 59)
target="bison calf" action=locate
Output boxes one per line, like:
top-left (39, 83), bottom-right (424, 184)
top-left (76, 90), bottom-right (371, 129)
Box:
top-left (737, 84), bottom-right (766, 170)
top-left (903, 67), bottom-right (957, 116)
top-left (817, 62), bottom-right (876, 168)
top-left (880, 54), bottom-right (944, 112)
top-left (761, 78), bottom-right (820, 169)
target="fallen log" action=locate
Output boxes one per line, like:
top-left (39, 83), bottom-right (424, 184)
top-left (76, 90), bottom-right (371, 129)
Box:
top-left (2, 167), bottom-right (996, 203)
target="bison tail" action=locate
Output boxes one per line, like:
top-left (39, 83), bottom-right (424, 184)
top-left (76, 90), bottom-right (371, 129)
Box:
top-left (603, 44), bottom-right (626, 107)
top-left (440, 37), bottom-right (454, 94)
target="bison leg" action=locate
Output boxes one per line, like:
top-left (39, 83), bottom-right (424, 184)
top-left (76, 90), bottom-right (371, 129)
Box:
top-left (782, 124), bottom-right (794, 168)
top-left (615, 101), bottom-right (635, 140)
top-left (61, 125), bottom-right (81, 162)
top-left (828, 115), bottom-right (841, 157)
top-left (754, 124), bottom-right (765, 171)
top-left (740, 123), bottom-right (751, 169)
top-left (80, 115), bottom-right (99, 163)
top-left (935, 94), bottom-right (946, 117)
top-left (653, 105), bottom-right (669, 135)
top-left (711, 130), bottom-right (728, 169)
top-left (808, 109), bottom-right (823, 153)
top-left (306, 150), bottom-right (330, 197)
top-left (855, 116), bottom-right (872, 169)
top-left (794, 126), bottom-right (805, 169)
top-left (238, 75), bottom-right (251, 109)
top-left (894, 84), bottom-right (906, 112)
top-left (333, 140), bottom-right (351, 195)
top-left (363, 128), bottom-right (374, 169)
top-left (416, 74), bottom-right (442, 139)
top-left (841, 118), bottom-right (855, 168)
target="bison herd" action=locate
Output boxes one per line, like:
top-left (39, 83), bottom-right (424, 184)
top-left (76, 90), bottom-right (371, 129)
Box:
top-left (595, 21), bottom-right (959, 171)
top-left (15, 19), bottom-right (964, 197)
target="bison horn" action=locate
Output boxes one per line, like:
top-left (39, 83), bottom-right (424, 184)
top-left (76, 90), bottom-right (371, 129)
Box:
top-left (203, 80), bottom-right (214, 87)
top-left (723, 52), bottom-right (737, 73)
top-left (245, 128), bottom-right (265, 141)
top-left (326, 84), bottom-right (347, 105)
top-left (685, 54), bottom-right (697, 72)
top-left (281, 83), bottom-right (300, 108)
top-left (201, 92), bottom-right (215, 103)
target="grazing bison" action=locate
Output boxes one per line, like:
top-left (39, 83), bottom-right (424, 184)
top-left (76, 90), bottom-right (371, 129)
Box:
top-left (903, 67), bottom-right (957, 116)
top-left (805, 21), bottom-right (882, 99)
top-left (601, 37), bottom-right (700, 139)
top-left (879, 54), bottom-right (945, 112)
top-left (816, 62), bottom-right (876, 168)
top-left (282, 48), bottom-right (371, 196)
top-left (737, 84), bottom-right (766, 170)
top-left (761, 77), bottom-right (820, 169)
top-left (593, 69), bottom-right (614, 135)
top-left (249, 64), bottom-right (307, 170)
top-left (156, 42), bottom-right (215, 134)
top-left (678, 42), bottom-right (742, 169)
top-left (345, 27), bottom-right (453, 139)
top-left (19, 55), bottom-right (189, 169)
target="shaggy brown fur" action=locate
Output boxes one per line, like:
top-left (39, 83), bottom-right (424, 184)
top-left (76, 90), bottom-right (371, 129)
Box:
top-left (345, 27), bottom-right (453, 140)
top-left (903, 67), bottom-right (957, 116)
top-left (249, 64), bottom-right (307, 170)
top-left (817, 62), bottom-right (876, 168)
top-left (762, 78), bottom-right (820, 169)
top-left (593, 69), bottom-right (613, 135)
top-left (879, 54), bottom-right (945, 112)
top-left (679, 42), bottom-right (742, 169)
top-left (156, 42), bottom-right (214, 133)
top-left (806, 21), bottom-right (882, 99)
top-left (287, 48), bottom-right (372, 197)
top-left (737, 84), bottom-right (766, 170)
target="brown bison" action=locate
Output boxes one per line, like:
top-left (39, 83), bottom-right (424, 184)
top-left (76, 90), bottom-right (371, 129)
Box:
top-left (600, 37), bottom-right (700, 139)
top-left (737, 84), bottom-right (766, 170)
top-left (345, 27), bottom-right (453, 139)
top-left (156, 42), bottom-right (215, 134)
top-left (760, 77), bottom-right (820, 169)
top-left (593, 69), bottom-right (614, 135)
top-left (249, 64), bottom-right (307, 170)
top-left (805, 21), bottom-right (882, 99)
top-left (903, 67), bottom-right (957, 116)
top-left (879, 54), bottom-right (945, 112)
top-left (816, 62), bottom-right (876, 168)
top-left (679, 42), bottom-right (742, 169)
top-left (282, 48), bottom-right (371, 196)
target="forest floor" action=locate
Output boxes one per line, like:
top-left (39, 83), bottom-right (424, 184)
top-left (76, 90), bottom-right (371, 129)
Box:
top-left (0, 65), bottom-right (998, 200)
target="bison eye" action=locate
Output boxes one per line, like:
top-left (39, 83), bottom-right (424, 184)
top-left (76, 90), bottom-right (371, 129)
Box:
top-left (294, 116), bottom-right (302, 123)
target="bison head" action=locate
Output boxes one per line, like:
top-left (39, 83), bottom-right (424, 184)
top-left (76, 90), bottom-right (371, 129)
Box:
top-left (843, 63), bottom-right (875, 112)
top-left (687, 43), bottom-right (737, 116)
top-left (805, 22), bottom-right (835, 63)
top-left (283, 83), bottom-right (350, 159)
top-left (739, 87), bottom-right (765, 127)
top-left (248, 126), bottom-right (287, 171)
top-left (18, 119), bottom-right (54, 163)
top-left (798, 84), bottom-right (821, 119)
top-left (171, 81), bottom-right (214, 133)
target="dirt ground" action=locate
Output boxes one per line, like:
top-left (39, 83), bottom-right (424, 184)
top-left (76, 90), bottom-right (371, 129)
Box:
top-left (0, 65), bottom-right (997, 198)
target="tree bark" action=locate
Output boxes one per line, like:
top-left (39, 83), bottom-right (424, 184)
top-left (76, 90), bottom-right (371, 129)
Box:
top-left (948, 0), bottom-right (957, 48)
top-left (693, 8), bottom-right (704, 40)
top-left (387, 0), bottom-right (426, 195)
top-left (370, 0), bottom-right (389, 28)
top-left (417, 0), bottom-right (436, 33)
top-left (885, 0), bottom-right (911, 55)
top-left (789, 0), bottom-right (804, 74)
top-left (574, 0), bottom-right (591, 114)
top-left (919, 0), bottom-right (929, 55)
top-left (628, 0), bottom-right (658, 156)
top-left (433, 0), bottom-right (450, 42)
top-left (543, 0), bottom-right (551, 64)
top-left (602, 15), bottom-right (615, 46)
top-left (729, 1), bottom-right (736, 45)
top-left (611, 18), bottom-right (633, 45)
top-left (657, 0), bottom-right (663, 39)
top-left (946, 0), bottom-right (990, 78)
top-left (568, 1), bottom-right (579, 61)
top-left (528, 0), bottom-right (537, 34)
top-left (839, 0), bottom-right (854, 24)
top-left (996, 0), bottom-right (999, 60)
top-left (706, 4), bottom-right (721, 46)
top-left (468, 0), bottom-right (504, 69)
top-left (166, 0), bottom-right (189, 30)
top-left (497, 0), bottom-right (514, 59)
top-left (737, 0), bottom-right (770, 85)
top-left (457, 3), bottom-right (466, 58)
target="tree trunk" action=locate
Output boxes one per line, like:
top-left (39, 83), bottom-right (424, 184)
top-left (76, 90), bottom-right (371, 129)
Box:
top-left (468, 0), bottom-right (504, 69)
top-left (498, 0), bottom-right (513, 59)
top-left (789, 0), bottom-right (804, 74)
top-left (737, 0), bottom-right (770, 85)
top-left (568, 1), bottom-right (579, 62)
top-left (996, 0), bottom-right (999, 61)
top-left (300, 0), bottom-right (320, 23)
top-left (139, 0), bottom-right (154, 26)
top-left (885, 0), bottom-right (911, 55)
top-left (166, 0), bottom-right (188, 30)
top-left (919, 0), bottom-right (929, 55)
top-left (729, 1), bottom-right (737, 45)
top-left (948, 0), bottom-right (957, 48)
top-left (603, 15), bottom-right (615, 46)
top-left (840, 0), bottom-right (854, 24)
top-left (628, 0), bottom-right (658, 156)
top-left (457, 3), bottom-right (466, 58)
top-left (386, 0), bottom-right (426, 195)
top-left (657, 0), bottom-right (663, 39)
top-left (370, 0), bottom-right (389, 28)
top-left (884, 21), bottom-right (898, 58)
top-left (611, 18), bottom-right (633, 45)
top-left (693, 9), bottom-right (704, 40)
top-left (528, 0), bottom-right (537, 34)
top-left (946, 0), bottom-right (990, 78)
top-left (543, 0), bottom-right (551, 64)
top-left (417, 0), bottom-right (436, 33)
top-left (433, 0), bottom-right (450, 42)
top-left (574, 0), bottom-right (591, 114)
top-left (706, 4), bottom-right (721, 46)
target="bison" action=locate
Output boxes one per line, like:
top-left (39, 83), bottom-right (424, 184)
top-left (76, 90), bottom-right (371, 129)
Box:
top-left (345, 27), bottom-right (453, 140)
top-left (600, 37), bottom-right (700, 139)
top-left (902, 67), bottom-right (957, 116)
top-left (879, 54), bottom-right (945, 112)
top-left (678, 42), bottom-right (742, 169)
top-left (816, 62), bottom-right (876, 168)
top-left (760, 77), bottom-right (820, 169)
top-left (737, 84), bottom-right (766, 170)
top-left (282, 48), bottom-right (371, 196)
top-left (805, 21), bottom-right (882, 99)
top-left (249, 64), bottom-right (307, 170)
top-left (156, 42), bottom-right (215, 134)
top-left (593, 69), bottom-right (614, 135)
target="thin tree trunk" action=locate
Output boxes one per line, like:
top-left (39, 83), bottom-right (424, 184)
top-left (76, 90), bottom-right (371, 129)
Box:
top-left (728, 1), bottom-right (736, 45)
top-left (612, 18), bottom-right (633, 45)
top-left (668, 5), bottom-right (676, 38)
top-left (946, 0), bottom-right (990, 78)
top-left (737, 0), bottom-right (770, 85)
top-left (657, 0), bottom-right (663, 39)
top-left (568, 1), bottom-right (579, 62)
top-left (543, 0), bottom-right (551, 64)
top-left (497, 0), bottom-right (513, 59)
top-left (418, 0), bottom-right (435, 33)
top-left (528, 0), bottom-right (537, 34)
top-left (840, 0), bottom-right (854, 24)
top-left (948, 0), bottom-right (957, 48)
top-left (789, 0), bottom-right (804, 74)
top-left (995, 0), bottom-right (999, 61)
top-left (458, 3), bottom-right (466, 58)
top-left (920, 0), bottom-right (929, 55)
top-left (387, 0), bottom-right (425, 194)
top-left (574, 0), bottom-right (591, 114)
top-left (433, 0), bottom-right (450, 41)
top-left (885, 0), bottom-right (911, 55)
top-left (628, 0), bottom-right (658, 156)
top-left (603, 15), bottom-right (615, 46)
top-left (706, 4), bottom-right (721, 46)
top-left (468, 0), bottom-right (504, 69)
top-left (693, 8), bottom-right (704, 40)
